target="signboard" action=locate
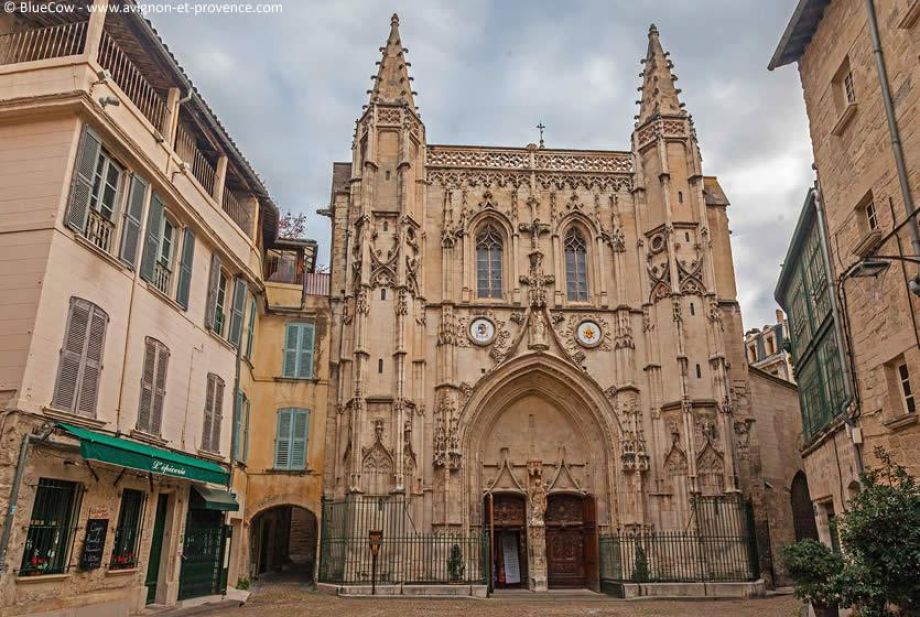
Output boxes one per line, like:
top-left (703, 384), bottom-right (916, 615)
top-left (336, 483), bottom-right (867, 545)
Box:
top-left (80, 518), bottom-right (109, 570)
top-left (368, 529), bottom-right (383, 556)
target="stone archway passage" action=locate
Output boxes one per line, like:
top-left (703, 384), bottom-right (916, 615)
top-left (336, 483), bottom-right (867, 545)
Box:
top-left (250, 506), bottom-right (318, 582)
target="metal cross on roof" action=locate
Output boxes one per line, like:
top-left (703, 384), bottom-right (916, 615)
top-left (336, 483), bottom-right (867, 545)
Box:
top-left (536, 122), bottom-right (546, 149)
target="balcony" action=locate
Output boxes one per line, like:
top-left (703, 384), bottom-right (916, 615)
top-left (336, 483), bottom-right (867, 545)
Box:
top-left (152, 261), bottom-right (172, 295)
top-left (85, 209), bottom-right (115, 253)
top-left (0, 2), bottom-right (259, 241)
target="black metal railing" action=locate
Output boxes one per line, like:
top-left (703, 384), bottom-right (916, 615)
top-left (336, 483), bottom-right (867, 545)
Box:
top-left (599, 495), bottom-right (758, 589)
top-left (19, 479), bottom-right (82, 576)
top-left (318, 495), bottom-right (489, 585)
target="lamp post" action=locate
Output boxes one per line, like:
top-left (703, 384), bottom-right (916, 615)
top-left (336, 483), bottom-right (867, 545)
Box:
top-left (368, 529), bottom-right (382, 595)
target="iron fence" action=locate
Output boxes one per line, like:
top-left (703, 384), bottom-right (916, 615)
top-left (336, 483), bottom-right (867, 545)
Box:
top-left (318, 496), bottom-right (488, 585)
top-left (599, 495), bottom-right (758, 589)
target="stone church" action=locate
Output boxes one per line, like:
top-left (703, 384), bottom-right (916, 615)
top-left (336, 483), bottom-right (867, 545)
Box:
top-left (322, 15), bottom-right (786, 591)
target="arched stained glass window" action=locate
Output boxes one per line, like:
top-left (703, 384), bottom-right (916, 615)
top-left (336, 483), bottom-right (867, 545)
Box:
top-left (476, 224), bottom-right (503, 299)
top-left (565, 227), bottom-right (588, 301)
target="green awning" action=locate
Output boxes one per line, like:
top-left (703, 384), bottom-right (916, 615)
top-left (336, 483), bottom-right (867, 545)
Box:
top-left (190, 485), bottom-right (239, 511)
top-left (57, 423), bottom-right (228, 485)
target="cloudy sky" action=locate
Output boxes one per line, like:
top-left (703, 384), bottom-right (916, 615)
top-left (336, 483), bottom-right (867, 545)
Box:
top-left (148, 0), bottom-right (813, 331)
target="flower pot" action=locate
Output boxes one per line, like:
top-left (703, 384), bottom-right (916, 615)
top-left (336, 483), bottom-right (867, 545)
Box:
top-left (811, 603), bottom-right (839, 617)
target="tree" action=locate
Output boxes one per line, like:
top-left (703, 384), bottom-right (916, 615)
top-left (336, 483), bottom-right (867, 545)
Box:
top-left (783, 448), bottom-right (920, 617)
top-left (278, 210), bottom-right (307, 239)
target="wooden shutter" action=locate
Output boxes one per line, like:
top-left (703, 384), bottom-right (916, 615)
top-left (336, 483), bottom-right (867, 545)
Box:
top-left (119, 175), bottom-right (148, 267)
top-left (297, 324), bottom-right (315, 379)
top-left (151, 343), bottom-right (169, 435)
top-left (232, 389), bottom-right (243, 461)
top-left (75, 303), bottom-right (108, 416)
top-left (52, 298), bottom-right (92, 411)
top-left (204, 253), bottom-right (222, 330)
top-left (228, 278), bottom-right (248, 346)
top-left (137, 339), bottom-right (156, 431)
top-left (211, 376), bottom-right (224, 453)
top-left (274, 408), bottom-right (292, 469)
top-left (244, 295), bottom-right (257, 360)
top-left (291, 409), bottom-right (309, 470)
top-left (202, 374), bottom-right (215, 451)
top-left (140, 193), bottom-right (164, 283)
top-left (65, 127), bottom-right (102, 233)
top-left (282, 324), bottom-right (299, 378)
top-left (175, 228), bottom-right (196, 310)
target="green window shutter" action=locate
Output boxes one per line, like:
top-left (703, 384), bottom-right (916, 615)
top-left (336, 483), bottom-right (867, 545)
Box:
top-left (119, 175), bottom-right (148, 268)
top-left (232, 389), bottom-right (243, 461)
top-left (282, 324), bottom-right (299, 378)
top-left (297, 324), bottom-right (315, 379)
top-left (228, 278), bottom-right (248, 347)
top-left (244, 296), bottom-right (256, 360)
top-left (65, 126), bottom-right (102, 233)
top-left (204, 253), bottom-right (222, 330)
top-left (175, 229), bottom-right (196, 310)
top-left (274, 408), bottom-right (292, 469)
top-left (140, 194), bottom-right (164, 283)
top-left (290, 409), bottom-right (309, 470)
top-left (242, 397), bottom-right (250, 462)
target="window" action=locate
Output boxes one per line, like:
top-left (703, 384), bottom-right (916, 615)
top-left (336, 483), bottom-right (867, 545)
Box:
top-left (475, 224), bottom-right (503, 299)
top-left (65, 127), bottom-right (125, 255)
top-left (137, 338), bottom-right (169, 435)
top-left (695, 363), bottom-right (702, 379)
top-left (151, 214), bottom-right (177, 295)
top-left (843, 71), bottom-right (856, 105)
top-left (214, 270), bottom-right (229, 336)
top-left (19, 479), bottom-right (81, 575)
top-left (227, 278), bottom-right (249, 347)
top-left (243, 295), bottom-right (257, 361)
top-left (141, 195), bottom-right (195, 306)
top-left (52, 298), bottom-right (108, 416)
top-left (689, 302), bottom-right (695, 316)
top-left (274, 408), bottom-right (310, 470)
top-left (201, 373), bottom-right (225, 453)
top-left (378, 358), bottom-right (384, 373)
top-left (264, 248), bottom-right (304, 284)
top-left (110, 489), bottom-right (144, 570)
top-left (381, 288), bottom-right (387, 300)
top-left (865, 200), bottom-right (879, 231)
top-left (898, 363), bottom-right (916, 414)
top-left (282, 322), bottom-right (315, 379)
top-left (233, 390), bottom-right (250, 462)
top-left (564, 227), bottom-right (589, 301)
top-left (678, 191), bottom-right (684, 204)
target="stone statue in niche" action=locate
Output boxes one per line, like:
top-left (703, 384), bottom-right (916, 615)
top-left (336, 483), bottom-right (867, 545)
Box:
top-left (519, 250), bottom-right (554, 308)
top-left (529, 311), bottom-right (548, 351)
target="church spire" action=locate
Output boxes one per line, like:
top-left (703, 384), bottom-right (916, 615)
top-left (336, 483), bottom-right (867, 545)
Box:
top-left (369, 13), bottom-right (417, 111)
top-left (636, 24), bottom-right (684, 126)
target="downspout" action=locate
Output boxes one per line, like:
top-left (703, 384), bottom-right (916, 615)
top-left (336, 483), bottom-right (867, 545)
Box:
top-left (865, 0), bottom-right (920, 273)
top-left (813, 178), bottom-right (865, 477)
top-left (0, 425), bottom-right (55, 573)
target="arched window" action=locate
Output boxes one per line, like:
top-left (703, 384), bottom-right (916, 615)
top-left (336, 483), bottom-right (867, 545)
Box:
top-left (564, 227), bottom-right (588, 301)
top-left (476, 224), bottom-right (503, 299)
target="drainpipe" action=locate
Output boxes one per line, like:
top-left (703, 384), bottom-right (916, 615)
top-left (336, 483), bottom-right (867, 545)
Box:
top-left (813, 177), bottom-right (865, 478)
top-left (865, 0), bottom-right (920, 279)
top-left (0, 425), bottom-right (54, 573)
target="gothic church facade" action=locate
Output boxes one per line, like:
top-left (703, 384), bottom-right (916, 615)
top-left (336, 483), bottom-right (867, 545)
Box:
top-left (323, 16), bottom-right (771, 590)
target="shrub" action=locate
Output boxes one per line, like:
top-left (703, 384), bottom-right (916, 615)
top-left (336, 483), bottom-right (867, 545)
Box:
top-left (781, 539), bottom-right (843, 608)
top-left (447, 543), bottom-right (465, 582)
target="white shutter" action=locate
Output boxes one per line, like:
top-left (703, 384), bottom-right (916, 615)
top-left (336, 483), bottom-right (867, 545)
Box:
top-left (52, 299), bottom-right (91, 411)
top-left (211, 376), bottom-right (224, 453)
top-left (76, 305), bottom-right (108, 416)
top-left (137, 339), bottom-right (156, 431)
top-left (151, 343), bottom-right (169, 435)
top-left (202, 374), bottom-right (215, 451)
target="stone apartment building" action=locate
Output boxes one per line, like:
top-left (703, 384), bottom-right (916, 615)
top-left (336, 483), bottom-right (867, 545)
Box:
top-left (0, 2), bottom-right (328, 616)
top-left (319, 15), bottom-right (803, 594)
top-left (744, 311), bottom-right (795, 383)
top-left (770, 0), bottom-right (920, 547)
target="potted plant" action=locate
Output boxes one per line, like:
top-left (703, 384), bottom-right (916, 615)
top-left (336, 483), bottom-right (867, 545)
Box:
top-left (782, 539), bottom-right (842, 617)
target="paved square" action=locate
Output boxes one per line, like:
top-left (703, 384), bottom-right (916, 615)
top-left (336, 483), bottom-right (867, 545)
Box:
top-left (214, 586), bottom-right (803, 617)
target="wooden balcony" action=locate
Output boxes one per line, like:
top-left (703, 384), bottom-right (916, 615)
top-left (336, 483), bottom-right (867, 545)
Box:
top-left (0, 21), bottom-right (87, 64)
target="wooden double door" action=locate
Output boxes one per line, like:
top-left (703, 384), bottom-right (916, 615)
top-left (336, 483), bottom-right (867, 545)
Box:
top-left (545, 494), bottom-right (598, 589)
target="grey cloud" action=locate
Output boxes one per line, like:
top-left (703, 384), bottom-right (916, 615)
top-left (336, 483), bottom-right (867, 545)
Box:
top-left (147, 0), bottom-right (808, 328)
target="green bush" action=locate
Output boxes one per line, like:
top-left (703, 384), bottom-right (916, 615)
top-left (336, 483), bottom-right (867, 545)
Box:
top-left (236, 577), bottom-right (250, 590)
top-left (781, 539), bottom-right (843, 607)
top-left (632, 546), bottom-right (649, 583)
top-left (447, 543), bottom-right (465, 582)
top-left (783, 448), bottom-right (920, 617)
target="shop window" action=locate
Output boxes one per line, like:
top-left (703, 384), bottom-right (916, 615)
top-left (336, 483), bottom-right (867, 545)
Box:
top-left (19, 479), bottom-right (82, 575)
top-left (110, 489), bottom-right (145, 570)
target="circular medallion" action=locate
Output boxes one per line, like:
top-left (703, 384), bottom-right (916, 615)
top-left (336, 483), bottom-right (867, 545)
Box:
top-left (468, 317), bottom-right (496, 346)
top-left (575, 320), bottom-right (603, 348)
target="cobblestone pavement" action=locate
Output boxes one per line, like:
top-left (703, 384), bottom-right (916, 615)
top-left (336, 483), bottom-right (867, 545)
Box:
top-left (200, 585), bottom-right (803, 617)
